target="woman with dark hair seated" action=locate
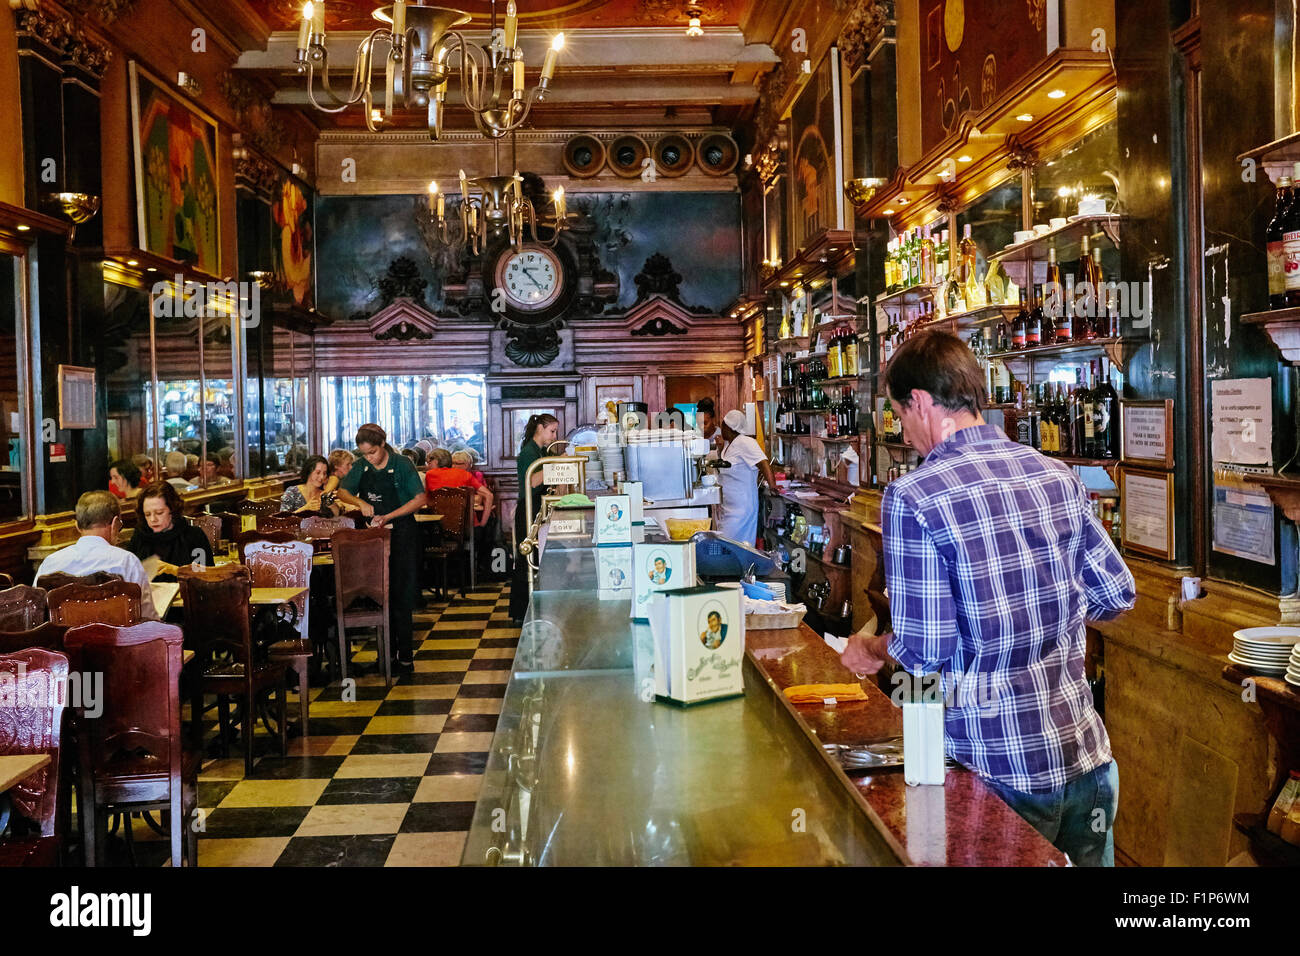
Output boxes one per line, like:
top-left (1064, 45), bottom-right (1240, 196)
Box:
top-left (281, 455), bottom-right (337, 515)
top-left (127, 480), bottom-right (215, 576)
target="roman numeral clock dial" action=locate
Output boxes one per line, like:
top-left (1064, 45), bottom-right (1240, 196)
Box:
top-left (494, 244), bottom-right (565, 314)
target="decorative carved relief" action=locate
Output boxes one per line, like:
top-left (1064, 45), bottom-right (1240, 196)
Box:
top-left (377, 257), bottom-right (430, 307)
top-left (62, 0), bottom-right (139, 23)
top-left (367, 296), bottom-right (439, 342)
top-left (219, 72), bottom-right (287, 156)
top-left (630, 316), bottom-right (688, 336)
top-left (630, 253), bottom-right (709, 313)
top-left (1007, 144), bottom-right (1039, 171)
top-left (838, 0), bottom-right (893, 76)
top-left (504, 323), bottom-right (562, 368)
top-left (232, 137), bottom-right (282, 201)
top-left (12, 6), bottom-right (113, 79)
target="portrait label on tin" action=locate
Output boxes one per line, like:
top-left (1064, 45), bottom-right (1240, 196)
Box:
top-left (698, 600), bottom-right (729, 650)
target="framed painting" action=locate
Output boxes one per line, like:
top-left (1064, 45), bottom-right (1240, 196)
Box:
top-left (129, 62), bottom-right (221, 276)
top-left (787, 48), bottom-right (844, 252)
top-left (273, 177), bottom-right (315, 308)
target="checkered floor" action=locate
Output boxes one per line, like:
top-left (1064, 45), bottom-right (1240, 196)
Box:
top-left (95, 583), bottom-right (516, 867)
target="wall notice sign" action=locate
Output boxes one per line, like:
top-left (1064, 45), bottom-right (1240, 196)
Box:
top-left (49, 443), bottom-right (67, 464)
top-left (1211, 378), bottom-right (1272, 465)
top-left (1120, 469), bottom-right (1175, 560)
top-left (1213, 479), bottom-right (1275, 565)
top-left (542, 460), bottom-right (581, 486)
top-left (1121, 400), bottom-right (1174, 469)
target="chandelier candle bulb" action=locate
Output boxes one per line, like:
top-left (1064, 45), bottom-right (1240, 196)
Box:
top-left (504, 1), bottom-right (518, 51)
top-left (553, 186), bottom-right (565, 221)
top-left (541, 34), bottom-right (564, 84)
top-left (312, 0), bottom-right (325, 34)
top-left (513, 57), bottom-right (525, 95)
top-left (298, 2), bottom-right (312, 51)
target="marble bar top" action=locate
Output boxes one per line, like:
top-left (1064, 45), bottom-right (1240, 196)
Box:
top-left (746, 622), bottom-right (1070, 867)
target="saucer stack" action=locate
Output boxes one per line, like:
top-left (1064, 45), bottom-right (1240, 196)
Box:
top-left (1229, 627), bottom-right (1300, 676)
top-left (1288, 643), bottom-right (1300, 689)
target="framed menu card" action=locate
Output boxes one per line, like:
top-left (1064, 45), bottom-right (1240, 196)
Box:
top-left (1120, 467), bottom-right (1176, 560)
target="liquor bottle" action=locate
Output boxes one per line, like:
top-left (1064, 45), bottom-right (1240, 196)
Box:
top-left (1027, 285), bottom-right (1043, 347)
top-left (1015, 384), bottom-right (1032, 446)
top-left (995, 313), bottom-right (1010, 353)
top-left (1047, 246), bottom-right (1070, 342)
top-left (993, 361), bottom-right (1011, 405)
top-left (779, 310), bottom-right (792, 341)
top-left (775, 397), bottom-right (785, 434)
top-left (882, 396), bottom-right (895, 439)
top-left (1077, 235), bottom-right (1102, 340)
top-left (1056, 384), bottom-right (1074, 457)
top-left (960, 224), bottom-right (984, 308)
top-left (849, 390), bottom-right (859, 435)
top-left (1092, 356), bottom-right (1120, 459)
top-left (920, 225), bottom-right (934, 286)
top-left (1081, 362), bottom-right (1098, 458)
top-left (1268, 177), bottom-right (1293, 309)
top-left (1012, 288), bottom-right (1029, 349)
top-left (1069, 368), bottom-right (1089, 459)
top-left (1028, 384), bottom-right (1041, 450)
top-left (938, 229), bottom-right (950, 282)
top-left (1286, 161), bottom-right (1300, 307)
top-left (827, 328), bottom-right (842, 379)
top-left (1102, 283), bottom-right (1120, 338)
top-left (1091, 245), bottom-right (1109, 336)
top-left (798, 363), bottom-right (808, 409)
top-left (909, 228), bottom-right (921, 287)
top-left (845, 328), bottom-right (859, 376)
top-left (1038, 386), bottom-right (1054, 455)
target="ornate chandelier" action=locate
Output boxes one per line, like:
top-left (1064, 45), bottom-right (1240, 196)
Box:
top-left (422, 148), bottom-right (568, 254)
top-left (295, 0), bottom-right (564, 140)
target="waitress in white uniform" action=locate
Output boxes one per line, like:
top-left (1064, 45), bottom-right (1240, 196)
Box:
top-left (716, 409), bottom-right (776, 545)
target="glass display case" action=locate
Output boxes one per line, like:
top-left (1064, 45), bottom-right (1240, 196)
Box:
top-left (0, 247), bottom-right (31, 522)
top-left (318, 374), bottom-right (486, 456)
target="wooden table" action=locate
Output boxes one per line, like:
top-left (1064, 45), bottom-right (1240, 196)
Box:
top-left (173, 587), bottom-right (307, 610)
top-left (0, 754), bottom-right (49, 793)
top-left (415, 513), bottom-right (444, 523)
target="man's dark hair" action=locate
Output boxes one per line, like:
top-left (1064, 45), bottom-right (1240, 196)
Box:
top-left (884, 329), bottom-right (985, 414)
top-left (110, 458), bottom-right (141, 488)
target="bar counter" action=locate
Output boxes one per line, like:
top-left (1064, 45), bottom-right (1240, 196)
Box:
top-left (463, 523), bottom-right (1066, 866)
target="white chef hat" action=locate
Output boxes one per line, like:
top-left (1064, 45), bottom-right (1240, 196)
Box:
top-left (723, 409), bottom-right (747, 431)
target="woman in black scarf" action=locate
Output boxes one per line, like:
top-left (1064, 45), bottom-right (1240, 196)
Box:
top-left (127, 481), bottom-right (214, 575)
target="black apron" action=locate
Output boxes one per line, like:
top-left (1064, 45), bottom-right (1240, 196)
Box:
top-left (357, 459), bottom-right (419, 658)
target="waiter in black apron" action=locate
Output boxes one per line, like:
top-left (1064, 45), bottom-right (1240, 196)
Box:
top-left (335, 423), bottom-right (428, 672)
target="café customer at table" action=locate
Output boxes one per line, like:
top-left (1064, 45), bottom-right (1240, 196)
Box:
top-left (127, 481), bottom-right (215, 576)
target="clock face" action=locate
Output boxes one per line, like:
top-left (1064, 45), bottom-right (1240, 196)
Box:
top-left (496, 245), bottom-right (564, 312)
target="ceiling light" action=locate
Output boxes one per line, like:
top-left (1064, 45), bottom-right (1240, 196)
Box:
top-left (685, 6), bottom-right (703, 37)
top-left (882, 208), bottom-right (894, 215)
top-left (146, 267), bottom-right (157, 273)
top-left (957, 155), bottom-right (972, 163)
top-left (127, 259), bottom-right (139, 266)
top-left (779, 281), bottom-right (789, 287)
top-left (15, 224), bottom-right (30, 231)
top-left (1016, 113), bottom-right (1034, 122)
top-left (898, 197), bottom-right (910, 204)
top-left (1047, 89), bottom-right (1066, 99)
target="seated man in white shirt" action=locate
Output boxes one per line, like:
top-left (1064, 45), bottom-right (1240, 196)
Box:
top-left (34, 490), bottom-right (159, 620)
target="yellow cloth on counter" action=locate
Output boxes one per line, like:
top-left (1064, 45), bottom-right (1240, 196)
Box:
top-left (783, 683), bottom-right (869, 704)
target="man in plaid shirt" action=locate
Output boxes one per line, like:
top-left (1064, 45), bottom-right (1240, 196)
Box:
top-left (842, 330), bottom-right (1135, 866)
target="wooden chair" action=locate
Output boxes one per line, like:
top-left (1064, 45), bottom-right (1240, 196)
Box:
top-left (47, 581), bottom-right (142, 628)
top-left (35, 570), bottom-right (123, 591)
top-left (191, 514), bottom-right (223, 555)
top-left (177, 565), bottom-right (288, 774)
top-left (258, 512), bottom-right (303, 533)
top-left (0, 647), bottom-right (68, 839)
top-left (332, 526), bottom-right (392, 687)
top-left (0, 572), bottom-right (12, 588)
top-left (63, 622), bottom-right (197, 867)
top-left (425, 487), bottom-right (476, 597)
top-left (236, 529), bottom-right (298, 563)
top-left (0, 585), bottom-right (47, 632)
top-left (301, 515), bottom-right (354, 541)
top-left (0, 622), bottom-right (68, 654)
top-left (239, 499), bottom-right (280, 522)
top-left (243, 540), bottom-right (313, 737)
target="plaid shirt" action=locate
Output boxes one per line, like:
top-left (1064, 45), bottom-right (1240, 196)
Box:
top-left (884, 424), bottom-right (1135, 793)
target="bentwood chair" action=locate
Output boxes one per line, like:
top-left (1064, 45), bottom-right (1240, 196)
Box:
top-left (46, 581), bottom-right (142, 628)
top-left (332, 526), bottom-right (392, 687)
top-left (0, 572), bottom-right (12, 588)
top-left (238, 499), bottom-right (280, 525)
top-left (35, 571), bottom-right (123, 591)
top-left (0, 585), bottom-right (47, 632)
top-left (301, 515), bottom-right (354, 541)
top-left (243, 539), bottom-right (313, 737)
top-left (63, 622), bottom-right (198, 867)
top-left (178, 565), bottom-right (288, 774)
top-left (191, 514), bottom-right (223, 555)
top-left (425, 487), bottom-right (475, 597)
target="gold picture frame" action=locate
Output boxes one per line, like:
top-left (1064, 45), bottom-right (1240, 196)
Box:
top-left (1120, 399), bottom-right (1174, 470)
top-left (58, 365), bottom-right (96, 429)
top-left (1119, 466), bottom-right (1176, 561)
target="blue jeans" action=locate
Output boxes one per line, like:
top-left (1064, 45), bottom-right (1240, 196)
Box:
top-left (982, 761), bottom-right (1118, 867)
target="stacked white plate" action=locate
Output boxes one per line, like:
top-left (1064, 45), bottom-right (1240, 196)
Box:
top-left (1229, 627), bottom-right (1300, 676)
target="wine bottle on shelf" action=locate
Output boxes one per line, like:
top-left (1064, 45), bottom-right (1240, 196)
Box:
top-left (827, 330), bottom-right (842, 379)
top-left (939, 229), bottom-right (950, 282)
top-left (1028, 384), bottom-right (1041, 450)
top-left (1093, 357), bottom-right (1120, 459)
top-left (1081, 362), bottom-right (1098, 458)
top-left (920, 225), bottom-right (934, 286)
top-left (1012, 288), bottom-right (1029, 349)
top-left (882, 396), bottom-right (895, 440)
top-left (1068, 368), bottom-right (1088, 458)
top-left (1284, 162), bottom-right (1300, 308)
top-left (960, 224), bottom-right (983, 308)
top-left (845, 328), bottom-right (859, 376)
top-left (1077, 235), bottom-right (1102, 340)
top-left (1015, 384), bottom-right (1031, 446)
top-left (1027, 285), bottom-right (1043, 348)
top-left (1047, 245), bottom-right (1070, 343)
top-left (1268, 176), bottom-right (1293, 309)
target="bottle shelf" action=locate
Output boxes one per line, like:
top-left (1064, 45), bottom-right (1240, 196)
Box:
top-left (870, 283), bottom-right (937, 307)
top-left (912, 302), bottom-right (1021, 333)
top-left (987, 335), bottom-right (1124, 361)
top-left (774, 336), bottom-right (811, 349)
top-left (820, 375), bottom-right (867, 386)
top-left (875, 440), bottom-right (915, 454)
top-left (1242, 307), bottom-right (1300, 365)
top-left (987, 214), bottom-right (1125, 264)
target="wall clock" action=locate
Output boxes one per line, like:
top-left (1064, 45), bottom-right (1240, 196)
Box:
top-left (495, 244), bottom-right (565, 313)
